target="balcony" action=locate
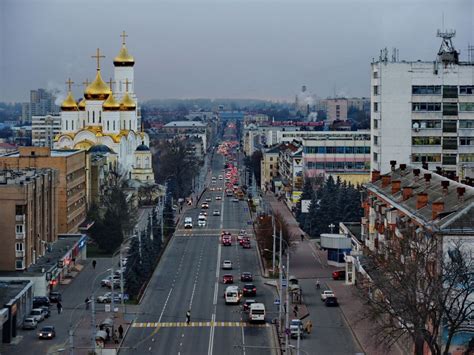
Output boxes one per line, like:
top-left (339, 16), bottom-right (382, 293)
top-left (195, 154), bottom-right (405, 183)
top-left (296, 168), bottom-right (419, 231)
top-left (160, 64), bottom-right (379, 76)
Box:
top-left (15, 214), bottom-right (25, 222)
top-left (15, 250), bottom-right (25, 258)
top-left (16, 232), bottom-right (25, 240)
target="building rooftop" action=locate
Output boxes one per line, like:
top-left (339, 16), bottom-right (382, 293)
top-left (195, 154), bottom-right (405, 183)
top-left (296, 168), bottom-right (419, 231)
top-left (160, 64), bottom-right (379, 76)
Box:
top-left (0, 168), bottom-right (54, 185)
top-left (163, 121), bottom-right (206, 128)
top-left (368, 165), bottom-right (474, 232)
top-left (0, 280), bottom-right (32, 306)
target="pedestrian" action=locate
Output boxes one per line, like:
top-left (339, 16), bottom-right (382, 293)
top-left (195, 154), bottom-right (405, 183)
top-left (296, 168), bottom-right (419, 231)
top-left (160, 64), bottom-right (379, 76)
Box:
top-left (293, 305), bottom-right (299, 317)
top-left (92, 259), bottom-right (97, 269)
top-left (57, 302), bottom-right (62, 314)
top-left (105, 327), bottom-right (110, 341)
top-left (186, 310), bottom-right (191, 325)
top-left (85, 297), bottom-right (90, 310)
top-left (118, 324), bottom-right (124, 339)
top-left (113, 330), bottom-right (119, 344)
top-left (301, 234), bottom-right (304, 242)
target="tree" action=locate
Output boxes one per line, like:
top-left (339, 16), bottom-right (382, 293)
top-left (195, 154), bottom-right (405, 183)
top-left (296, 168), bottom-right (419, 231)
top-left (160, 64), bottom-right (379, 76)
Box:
top-left (358, 231), bottom-right (474, 355)
top-left (163, 200), bottom-right (175, 239)
top-left (124, 237), bottom-right (144, 300)
top-left (296, 179), bottom-right (315, 228)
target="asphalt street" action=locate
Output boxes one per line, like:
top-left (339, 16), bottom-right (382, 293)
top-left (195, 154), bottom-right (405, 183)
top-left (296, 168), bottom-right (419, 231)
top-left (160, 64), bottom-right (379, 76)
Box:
top-left (121, 150), bottom-right (275, 355)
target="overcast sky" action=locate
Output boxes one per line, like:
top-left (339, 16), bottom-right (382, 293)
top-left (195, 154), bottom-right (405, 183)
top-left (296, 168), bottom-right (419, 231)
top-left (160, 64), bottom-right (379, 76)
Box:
top-left (1, 0), bottom-right (473, 103)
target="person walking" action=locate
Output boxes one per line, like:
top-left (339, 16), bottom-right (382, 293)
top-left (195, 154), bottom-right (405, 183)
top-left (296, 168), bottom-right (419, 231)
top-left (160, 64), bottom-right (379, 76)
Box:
top-left (57, 301), bottom-right (62, 314)
top-left (186, 310), bottom-right (191, 325)
top-left (301, 234), bottom-right (304, 242)
top-left (113, 330), bottom-right (119, 344)
top-left (85, 297), bottom-right (90, 310)
top-left (293, 305), bottom-right (299, 317)
top-left (92, 260), bottom-right (97, 269)
top-left (118, 324), bottom-right (124, 339)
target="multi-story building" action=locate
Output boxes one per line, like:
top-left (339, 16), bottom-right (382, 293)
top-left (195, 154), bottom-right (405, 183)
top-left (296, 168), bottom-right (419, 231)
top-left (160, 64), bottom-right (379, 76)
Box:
top-left (162, 121), bottom-right (208, 150)
top-left (277, 142), bottom-right (303, 207)
top-left (0, 168), bottom-right (59, 271)
top-left (302, 131), bottom-right (371, 184)
top-left (326, 98), bottom-right (348, 122)
top-left (27, 89), bottom-right (59, 122)
top-left (261, 145), bottom-right (282, 190)
top-left (0, 147), bottom-right (87, 233)
top-left (371, 32), bottom-right (474, 179)
top-left (32, 114), bottom-right (61, 148)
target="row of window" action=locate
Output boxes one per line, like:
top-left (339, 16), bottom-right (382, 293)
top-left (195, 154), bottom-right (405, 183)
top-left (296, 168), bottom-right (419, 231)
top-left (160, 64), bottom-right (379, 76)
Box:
top-left (412, 136), bottom-right (474, 146)
top-left (306, 161), bottom-right (368, 170)
top-left (303, 146), bottom-right (370, 154)
top-left (412, 85), bottom-right (474, 96)
top-left (412, 102), bottom-right (474, 113)
top-left (412, 154), bottom-right (474, 164)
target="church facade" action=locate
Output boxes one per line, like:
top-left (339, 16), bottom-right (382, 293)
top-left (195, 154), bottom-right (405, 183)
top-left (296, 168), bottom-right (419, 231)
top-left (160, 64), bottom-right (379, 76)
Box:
top-left (54, 32), bottom-right (153, 183)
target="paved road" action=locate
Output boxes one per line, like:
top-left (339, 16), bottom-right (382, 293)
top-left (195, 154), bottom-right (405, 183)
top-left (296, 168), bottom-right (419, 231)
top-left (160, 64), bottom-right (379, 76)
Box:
top-left (122, 145), bottom-right (275, 354)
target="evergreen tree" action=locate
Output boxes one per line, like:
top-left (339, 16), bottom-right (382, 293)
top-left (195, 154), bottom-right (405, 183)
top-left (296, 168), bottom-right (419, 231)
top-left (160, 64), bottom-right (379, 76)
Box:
top-left (296, 179), bottom-right (314, 228)
top-left (124, 237), bottom-right (144, 299)
top-left (163, 200), bottom-right (175, 239)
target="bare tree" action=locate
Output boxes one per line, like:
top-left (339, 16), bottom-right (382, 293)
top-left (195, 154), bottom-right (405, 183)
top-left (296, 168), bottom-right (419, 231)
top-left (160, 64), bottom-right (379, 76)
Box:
top-left (357, 227), bottom-right (474, 355)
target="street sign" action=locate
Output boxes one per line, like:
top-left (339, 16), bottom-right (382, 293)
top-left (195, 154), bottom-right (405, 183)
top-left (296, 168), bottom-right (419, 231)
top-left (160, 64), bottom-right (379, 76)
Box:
top-left (105, 304), bottom-right (111, 312)
top-left (274, 299), bottom-right (280, 305)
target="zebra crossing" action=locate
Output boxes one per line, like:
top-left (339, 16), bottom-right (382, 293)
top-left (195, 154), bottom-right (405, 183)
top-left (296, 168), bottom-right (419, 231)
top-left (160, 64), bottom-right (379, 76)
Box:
top-left (131, 321), bottom-right (269, 328)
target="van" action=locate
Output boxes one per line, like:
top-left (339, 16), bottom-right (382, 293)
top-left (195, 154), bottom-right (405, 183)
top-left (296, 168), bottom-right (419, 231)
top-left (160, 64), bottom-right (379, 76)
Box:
top-left (249, 303), bottom-right (265, 323)
top-left (224, 286), bottom-right (241, 304)
top-left (184, 217), bottom-right (193, 229)
top-left (198, 215), bottom-right (206, 227)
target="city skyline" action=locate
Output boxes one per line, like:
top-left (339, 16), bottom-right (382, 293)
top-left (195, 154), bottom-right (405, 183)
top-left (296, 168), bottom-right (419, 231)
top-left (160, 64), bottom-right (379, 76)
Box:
top-left (1, 0), bottom-right (473, 103)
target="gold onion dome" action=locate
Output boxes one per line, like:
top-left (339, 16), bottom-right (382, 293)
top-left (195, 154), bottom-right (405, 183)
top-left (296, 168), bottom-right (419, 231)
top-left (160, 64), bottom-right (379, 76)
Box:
top-left (78, 98), bottom-right (86, 111)
top-left (61, 91), bottom-right (79, 111)
top-left (84, 70), bottom-right (111, 100)
top-left (103, 91), bottom-right (120, 111)
top-left (120, 92), bottom-right (136, 111)
top-left (114, 45), bottom-right (135, 67)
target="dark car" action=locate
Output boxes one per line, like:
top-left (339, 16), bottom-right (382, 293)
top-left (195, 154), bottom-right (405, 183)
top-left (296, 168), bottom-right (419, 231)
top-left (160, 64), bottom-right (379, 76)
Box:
top-left (242, 241), bottom-right (251, 249)
top-left (241, 272), bottom-right (253, 282)
top-left (242, 299), bottom-right (256, 312)
top-left (33, 296), bottom-right (50, 308)
top-left (49, 292), bottom-right (62, 303)
top-left (38, 326), bottom-right (56, 339)
top-left (40, 306), bottom-right (51, 318)
top-left (325, 296), bottom-right (339, 307)
top-left (223, 274), bottom-right (234, 284)
top-left (332, 270), bottom-right (346, 280)
top-left (242, 284), bottom-right (257, 296)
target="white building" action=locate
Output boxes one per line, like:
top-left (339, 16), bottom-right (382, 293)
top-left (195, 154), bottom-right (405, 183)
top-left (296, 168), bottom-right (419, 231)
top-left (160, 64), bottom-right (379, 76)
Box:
top-left (32, 114), bottom-right (61, 148)
top-left (371, 32), bottom-right (474, 179)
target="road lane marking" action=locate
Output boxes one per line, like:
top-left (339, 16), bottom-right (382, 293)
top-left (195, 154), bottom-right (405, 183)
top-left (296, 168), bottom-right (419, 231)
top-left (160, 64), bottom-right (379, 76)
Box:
top-left (131, 321), bottom-right (269, 328)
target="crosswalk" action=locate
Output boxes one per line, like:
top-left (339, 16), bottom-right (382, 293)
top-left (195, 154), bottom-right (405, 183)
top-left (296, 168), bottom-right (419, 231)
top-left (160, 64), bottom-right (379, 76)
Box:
top-left (131, 321), bottom-right (269, 328)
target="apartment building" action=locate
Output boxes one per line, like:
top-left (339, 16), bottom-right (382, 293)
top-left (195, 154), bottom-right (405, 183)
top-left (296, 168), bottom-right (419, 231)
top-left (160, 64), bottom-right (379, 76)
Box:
top-left (32, 114), bottom-right (61, 148)
top-left (0, 147), bottom-right (87, 233)
top-left (260, 145), bottom-right (281, 190)
top-left (0, 169), bottom-right (59, 271)
top-left (277, 142), bottom-right (303, 206)
top-left (371, 32), bottom-right (474, 178)
top-left (326, 98), bottom-right (348, 122)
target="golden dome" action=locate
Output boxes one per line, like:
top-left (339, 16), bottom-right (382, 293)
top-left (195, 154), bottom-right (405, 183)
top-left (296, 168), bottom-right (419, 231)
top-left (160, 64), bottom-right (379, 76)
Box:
top-left (114, 44), bottom-right (135, 67)
top-left (84, 70), bottom-right (111, 100)
top-left (102, 92), bottom-right (120, 111)
top-left (78, 98), bottom-right (86, 111)
top-left (120, 92), bottom-right (136, 111)
top-left (61, 91), bottom-right (79, 111)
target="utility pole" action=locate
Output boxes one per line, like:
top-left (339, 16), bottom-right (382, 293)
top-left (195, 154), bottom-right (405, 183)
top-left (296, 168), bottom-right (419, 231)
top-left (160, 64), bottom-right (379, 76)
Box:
top-left (110, 265), bottom-right (115, 316)
top-left (90, 291), bottom-right (96, 353)
top-left (285, 243), bottom-right (290, 354)
top-left (272, 215), bottom-right (276, 274)
top-left (278, 227), bottom-right (283, 331)
top-left (120, 247), bottom-right (125, 313)
top-left (161, 197), bottom-right (164, 243)
top-left (69, 328), bottom-right (74, 355)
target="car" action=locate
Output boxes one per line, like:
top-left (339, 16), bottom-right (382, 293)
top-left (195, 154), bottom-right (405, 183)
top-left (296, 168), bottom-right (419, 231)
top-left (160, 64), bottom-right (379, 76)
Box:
top-left (38, 326), bottom-right (56, 339)
top-left (210, 187), bottom-right (215, 191)
top-left (106, 279), bottom-right (121, 289)
top-left (201, 202), bottom-right (209, 209)
top-left (240, 272), bottom-right (253, 282)
top-left (222, 260), bottom-right (232, 270)
top-left (242, 241), bottom-right (251, 249)
top-left (242, 284), bottom-right (257, 296)
top-left (238, 229), bottom-right (246, 236)
top-left (242, 299), bottom-right (256, 313)
top-left (240, 236), bottom-right (250, 245)
top-left (217, 187), bottom-right (223, 191)
top-left (23, 317), bottom-right (38, 330)
top-left (231, 198), bottom-right (239, 203)
top-left (223, 274), bottom-right (234, 284)
top-left (96, 292), bottom-right (123, 303)
top-left (184, 217), bottom-right (193, 229)
top-left (33, 296), bottom-right (50, 308)
top-left (321, 290), bottom-right (335, 301)
top-left (290, 319), bottom-right (304, 339)
top-left (40, 306), bottom-right (51, 319)
top-left (332, 270), bottom-right (346, 280)
top-left (218, 175), bottom-right (223, 180)
top-left (49, 291), bottom-right (62, 303)
top-left (200, 210), bottom-right (208, 216)
top-left (205, 197), bottom-right (212, 202)
top-left (213, 210), bottom-right (220, 216)
top-left (30, 308), bottom-right (45, 323)
top-left (212, 176), bottom-right (217, 181)
top-left (215, 196), bottom-right (222, 201)
top-left (222, 235), bottom-right (232, 246)
top-left (102, 275), bottom-right (121, 288)
top-left (325, 296), bottom-right (339, 307)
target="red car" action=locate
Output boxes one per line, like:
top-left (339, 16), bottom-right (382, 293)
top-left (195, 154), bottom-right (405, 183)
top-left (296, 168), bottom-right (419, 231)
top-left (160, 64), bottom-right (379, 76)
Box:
top-left (332, 270), bottom-right (346, 280)
top-left (240, 236), bottom-right (250, 245)
top-left (222, 236), bottom-right (232, 246)
top-left (242, 241), bottom-right (251, 249)
top-left (223, 274), bottom-right (234, 284)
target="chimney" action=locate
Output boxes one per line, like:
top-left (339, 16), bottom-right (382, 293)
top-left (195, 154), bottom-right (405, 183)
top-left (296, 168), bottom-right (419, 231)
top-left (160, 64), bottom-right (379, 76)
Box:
top-left (381, 175), bottom-right (391, 188)
top-left (416, 192), bottom-right (428, 209)
top-left (390, 160), bottom-right (397, 171)
top-left (371, 170), bottom-right (381, 183)
top-left (457, 186), bottom-right (466, 201)
top-left (441, 180), bottom-right (450, 195)
top-left (432, 201), bottom-right (445, 220)
top-left (391, 180), bottom-right (401, 194)
top-left (413, 168), bottom-right (421, 181)
top-left (400, 164), bottom-right (407, 171)
top-left (402, 186), bottom-right (413, 200)
top-left (424, 173), bottom-right (432, 186)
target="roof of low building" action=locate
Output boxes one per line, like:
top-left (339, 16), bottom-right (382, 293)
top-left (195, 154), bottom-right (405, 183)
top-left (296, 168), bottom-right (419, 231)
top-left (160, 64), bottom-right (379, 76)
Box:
top-left (163, 121), bottom-right (206, 128)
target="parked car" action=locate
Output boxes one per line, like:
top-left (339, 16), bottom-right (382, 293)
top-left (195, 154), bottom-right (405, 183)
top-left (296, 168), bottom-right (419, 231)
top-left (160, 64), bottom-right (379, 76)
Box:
top-left (242, 284), bottom-right (257, 296)
top-left (33, 296), bottom-right (50, 308)
top-left (325, 296), bottom-right (339, 307)
top-left (332, 270), bottom-right (346, 280)
top-left (40, 306), bottom-right (51, 318)
top-left (30, 309), bottom-right (45, 323)
top-left (38, 326), bottom-right (56, 339)
top-left (49, 291), bottom-right (62, 303)
top-left (222, 260), bottom-right (232, 270)
top-left (290, 319), bottom-right (304, 339)
top-left (96, 292), bottom-right (123, 303)
top-left (23, 317), bottom-right (38, 330)
top-left (321, 290), bottom-right (335, 301)
top-left (222, 274), bottom-right (234, 284)
top-left (240, 272), bottom-right (253, 282)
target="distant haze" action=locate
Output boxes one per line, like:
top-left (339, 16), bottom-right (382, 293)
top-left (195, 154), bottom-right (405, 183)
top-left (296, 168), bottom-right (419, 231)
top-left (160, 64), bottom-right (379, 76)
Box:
top-left (1, 0), bottom-right (473, 103)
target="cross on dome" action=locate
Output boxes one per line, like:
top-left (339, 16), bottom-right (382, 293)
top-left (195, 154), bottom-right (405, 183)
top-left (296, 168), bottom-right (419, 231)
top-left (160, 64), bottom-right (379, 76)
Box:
top-left (91, 48), bottom-right (105, 70)
top-left (65, 78), bottom-right (74, 92)
top-left (121, 30), bottom-right (128, 45)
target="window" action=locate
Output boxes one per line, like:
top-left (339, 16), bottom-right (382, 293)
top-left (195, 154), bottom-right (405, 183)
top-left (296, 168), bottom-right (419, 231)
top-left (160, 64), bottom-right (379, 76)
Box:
top-left (373, 86), bottom-right (379, 95)
top-left (459, 154), bottom-right (474, 162)
top-left (15, 243), bottom-right (23, 251)
top-left (442, 85), bottom-right (458, 99)
top-left (442, 154), bottom-right (457, 165)
top-left (83, 120), bottom-right (85, 128)
top-left (87, 111), bottom-right (89, 122)
top-left (412, 120), bottom-right (441, 129)
top-left (460, 137), bottom-right (474, 146)
top-left (442, 120), bottom-right (457, 133)
top-left (411, 154), bottom-right (441, 163)
top-left (412, 103), bottom-right (442, 112)
top-left (459, 86), bottom-right (474, 95)
top-left (373, 102), bottom-right (378, 112)
top-left (72, 121), bottom-right (74, 130)
top-left (373, 119), bottom-right (378, 129)
top-left (145, 157), bottom-right (150, 168)
top-left (269, 164), bottom-right (273, 169)
top-left (107, 121), bottom-right (110, 130)
top-left (412, 85), bottom-right (441, 95)
top-left (459, 120), bottom-right (474, 129)
top-left (459, 103), bottom-right (474, 112)
top-left (16, 225), bottom-right (23, 233)
top-left (15, 205), bottom-right (24, 215)
top-left (412, 137), bottom-right (441, 145)
top-left (92, 111), bottom-right (95, 123)
top-left (269, 157), bottom-right (273, 161)
top-left (15, 260), bottom-right (24, 269)
top-left (373, 152), bottom-right (378, 161)
top-left (374, 136), bottom-right (378, 145)
top-left (443, 103), bottom-right (458, 116)
top-left (66, 120), bottom-right (68, 130)
top-left (442, 137), bottom-right (458, 150)
top-left (373, 71), bottom-right (378, 79)
top-left (99, 111), bottom-right (102, 123)
top-left (113, 121), bottom-right (116, 130)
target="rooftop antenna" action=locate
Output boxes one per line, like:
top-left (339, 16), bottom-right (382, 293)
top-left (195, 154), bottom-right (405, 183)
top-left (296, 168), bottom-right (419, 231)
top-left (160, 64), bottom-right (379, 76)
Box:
top-left (468, 43), bottom-right (474, 63)
top-left (437, 29), bottom-right (459, 65)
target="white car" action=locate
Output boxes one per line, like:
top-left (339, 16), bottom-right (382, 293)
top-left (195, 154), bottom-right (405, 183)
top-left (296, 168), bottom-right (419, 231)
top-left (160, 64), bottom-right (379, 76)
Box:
top-left (198, 215), bottom-right (206, 227)
top-left (222, 260), bottom-right (233, 270)
top-left (218, 175), bottom-right (223, 180)
top-left (97, 292), bottom-right (123, 303)
top-left (184, 217), bottom-right (193, 229)
top-left (23, 317), bottom-right (38, 330)
top-left (321, 290), bottom-right (335, 301)
top-left (30, 309), bottom-right (45, 323)
top-left (232, 198), bottom-right (239, 203)
top-left (215, 196), bottom-right (222, 201)
top-left (213, 210), bottom-right (220, 216)
top-left (205, 197), bottom-right (212, 202)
